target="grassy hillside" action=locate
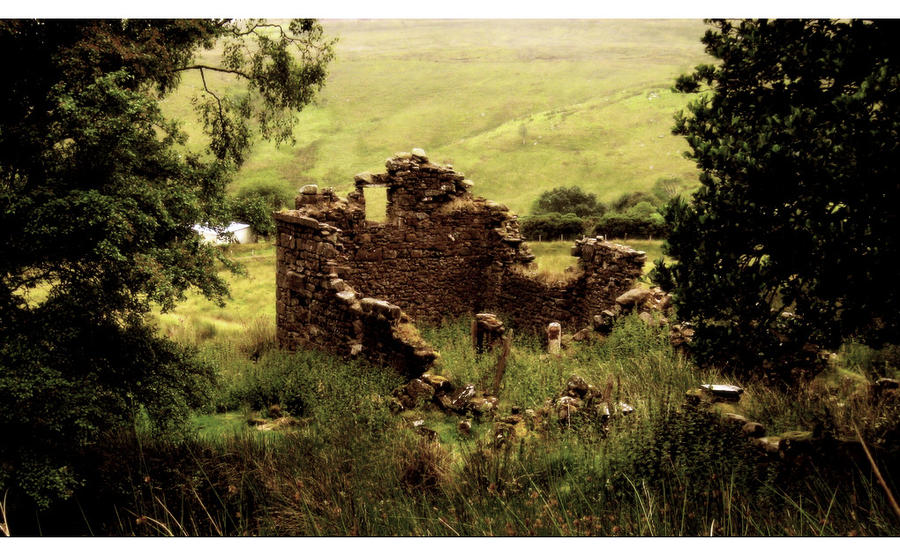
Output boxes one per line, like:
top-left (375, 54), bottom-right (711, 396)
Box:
top-left (160, 19), bottom-right (711, 215)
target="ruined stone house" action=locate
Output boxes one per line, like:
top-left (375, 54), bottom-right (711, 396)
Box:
top-left (274, 149), bottom-right (646, 376)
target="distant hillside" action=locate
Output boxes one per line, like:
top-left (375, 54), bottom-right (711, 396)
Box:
top-left (160, 19), bottom-right (712, 215)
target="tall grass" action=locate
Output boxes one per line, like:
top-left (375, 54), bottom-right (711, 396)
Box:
top-left (29, 314), bottom-right (892, 536)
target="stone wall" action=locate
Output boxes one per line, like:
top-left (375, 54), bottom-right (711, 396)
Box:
top-left (274, 149), bottom-right (645, 375)
top-left (494, 238), bottom-right (645, 331)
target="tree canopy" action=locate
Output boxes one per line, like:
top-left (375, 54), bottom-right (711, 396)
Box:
top-left (0, 19), bottom-right (334, 506)
top-left (531, 185), bottom-right (606, 218)
top-left (660, 19), bottom-right (900, 382)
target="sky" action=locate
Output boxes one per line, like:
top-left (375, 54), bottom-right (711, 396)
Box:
top-left (6, 0), bottom-right (900, 19)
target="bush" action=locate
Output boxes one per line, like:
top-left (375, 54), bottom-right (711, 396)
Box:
top-left (593, 211), bottom-right (667, 239)
top-left (519, 212), bottom-right (585, 241)
top-left (532, 186), bottom-right (607, 218)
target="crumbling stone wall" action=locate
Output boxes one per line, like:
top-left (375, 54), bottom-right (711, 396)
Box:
top-left (496, 238), bottom-right (646, 331)
top-left (274, 209), bottom-right (437, 376)
top-left (274, 150), bottom-right (645, 374)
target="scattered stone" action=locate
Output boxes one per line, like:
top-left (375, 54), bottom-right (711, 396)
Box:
top-left (701, 384), bottom-right (744, 402)
top-left (421, 373), bottom-right (453, 394)
top-left (593, 310), bottom-right (618, 333)
top-left (393, 378), bottom-right (436, 409)
top-left (669, 323), bottom-right (695, 350)
top-left (458, 419), bottom-right (472, 435)
top-left (472, 313), bottom-right (506, 353)
top-left (566, 375), bottom-right (590, 398)
top-left (501, 414), bottom-right (523, 425)
top-left (572, 328), bottom-right (593, 342)
top-left (449, 384), bottom-right (476, 412)
top-left (723, 412), bottom-right (749, 427)
top-left (741, 421), bottom-right (766, 438)
top-left (617, 401), bottom-right (635, 416)
top-left (753, 436), bottom-right (783, 455)
top-left (684, 388), bottom-right (704, 406)
top-left (615, 287), bottom-right (652, 308)
top-left (595, 403), bottom-right (612, 421)
top-left (300, 184), bottom-right (318, 195)
top-left (556, 396), bottom-right (582, 422)
top-left (547, 322), bottom-right (562, 354)
top-left (434, 393), bottom-right (454, 412)
top-left (413, 420), bottom-right (438, 441)
top-left (779, 430), bottom-right (816, 455)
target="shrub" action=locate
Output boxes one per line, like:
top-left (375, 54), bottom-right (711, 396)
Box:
top-left (593, 211), bottom-right (667, 239)
top-left (532, 186), bottom-right (607, 218)
top-left (519, 212), bottom-right (585, 241)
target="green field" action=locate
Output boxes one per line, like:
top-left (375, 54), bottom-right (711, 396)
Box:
top-left (161, 19), bottom-right (711, 215)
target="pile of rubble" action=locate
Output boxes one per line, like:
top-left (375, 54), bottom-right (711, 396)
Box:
top-left (533, 374), bottom-right (635, 427)
top-left (391, 371), bottom-right (636, 448)
top-left (391, 373), bottom-right (499, 418)
top-left (685, 382), bottom-right (833, 457)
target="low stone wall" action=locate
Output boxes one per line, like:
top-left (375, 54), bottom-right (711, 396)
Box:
top-left (274, 149), bottom-right (645, 374)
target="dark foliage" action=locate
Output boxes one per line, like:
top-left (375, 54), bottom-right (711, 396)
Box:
top-left (0, 19), bottom-right (333, 507)
top-left (532, 186), bottom-right (607, 218)
top-left (664, 19), bottom-right (900, 381)
top-left (519, 212), bottom-right (586, 241)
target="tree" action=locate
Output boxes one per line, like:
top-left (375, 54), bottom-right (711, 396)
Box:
top-left (610, 191), bottom-right (660, 213)
top-left (532, 185), bottom-right (607, 218)
top-left (660, 19), bottom-right (900, 382)
top-left (0, 19), bottom-right (334, 507)
top-left (230, 184), bottom-right (293, 238)
top-left (594, 202), bottom-right (667, 239)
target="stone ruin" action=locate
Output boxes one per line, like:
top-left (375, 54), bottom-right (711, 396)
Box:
top-left (274, 149), bottom-right (646, 376)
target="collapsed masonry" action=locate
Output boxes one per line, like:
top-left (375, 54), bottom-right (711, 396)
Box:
top-left (274, 149), bottom-right (645, 376)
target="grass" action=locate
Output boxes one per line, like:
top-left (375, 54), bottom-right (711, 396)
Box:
top-left (151, 241), bottom-right (277, 345)
top-left (160, 20), bottom-right (711, 215)
top-left (64, 312), bottom-right (900, 537)
top-left (526, 238), bottom-right (667, 279)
